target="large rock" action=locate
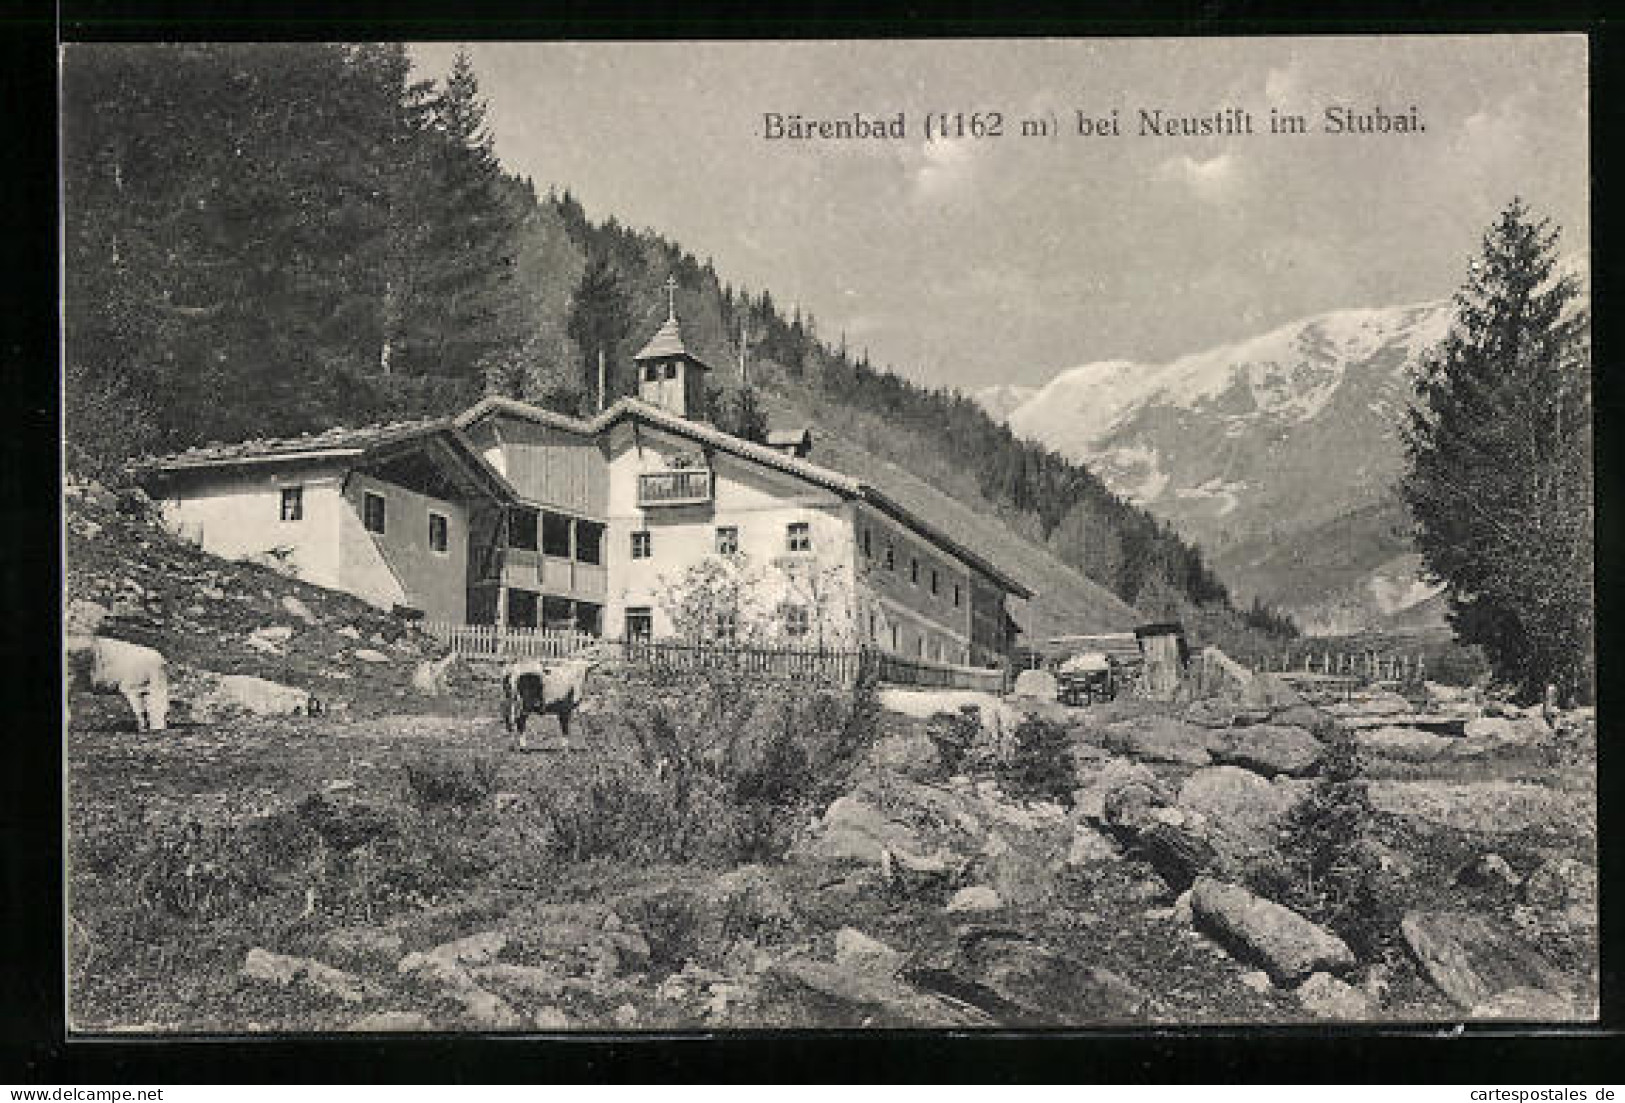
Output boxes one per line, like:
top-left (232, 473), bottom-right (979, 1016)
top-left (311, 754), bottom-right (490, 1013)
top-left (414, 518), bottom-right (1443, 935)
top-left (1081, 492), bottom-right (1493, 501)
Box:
top-left (801, 795), bottom-right (925, 863)
top-left (1400, 910), bottom-right (1569, 1010)
top-left (1470, 987), bottom-right (1588, 1021)
top-left (1240, 672), bottom-right (1304, 711)
top-left (241, 947), bottom-right (368, 1004)
top-left (834, 928), bottom-right (905, 976)
top-left (974, 829), bottom-right (1063, 908)
top-left (1216, 724), bottom-right (1323, 778)
top-left (1521, 857), bottom-right (1597, 921)
top-left (1177, 766), bottom-right (1294, 866)
top-left (763, 958), bottom-right (991, 1027)
top-left (347, 1010), bottom-right (434, 1032)
top-left (1075, 756), bottom-right (1167, 820)
top-left (1296, 971), bottom-right (1373, 1020)
top-left (180, 671), bottom-right (311, 721)
top-left (1106, 715), bottom-right (1216, 766)
top-left (946, 886), bottom-right (1002, 913)
top-left (1369, 781), bottom-right (1593, 836)
top-left (1011, 669), bottom-right (1059, 702)
top-left (280, 594), bottom-right (319, 624)
top-left (1463, 715), bottom-right (1550, 749)
top-left (1271, 704), bottom-right (1329, 732)
top-left (1189, 877), bottom-right (1356, 984)
top-left (952, 930), bottom-right (1150, 1024)
top-left (1358, 726), bottom-right (1454, 763)
top-left (1065, 822), bottom-right (1122, 865)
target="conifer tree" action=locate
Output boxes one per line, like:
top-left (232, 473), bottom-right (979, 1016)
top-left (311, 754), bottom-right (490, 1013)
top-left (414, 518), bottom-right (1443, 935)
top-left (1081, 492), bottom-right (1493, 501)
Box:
top-left (566, 254), bottom-right (634, 407)
top-left (1401, 200), bottom-right (1592, 701)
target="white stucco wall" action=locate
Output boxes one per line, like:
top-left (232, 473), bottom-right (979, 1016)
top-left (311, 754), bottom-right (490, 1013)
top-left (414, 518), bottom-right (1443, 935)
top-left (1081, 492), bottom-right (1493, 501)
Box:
top-left (156, 466), bottom-right (347, 590)
top-left (601, 424), bottom-right (859, 642)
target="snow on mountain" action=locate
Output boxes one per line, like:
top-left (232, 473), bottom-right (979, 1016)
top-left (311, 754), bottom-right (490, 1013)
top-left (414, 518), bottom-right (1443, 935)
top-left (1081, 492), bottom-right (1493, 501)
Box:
top-left (991, 300), bottom-right (1460, 632)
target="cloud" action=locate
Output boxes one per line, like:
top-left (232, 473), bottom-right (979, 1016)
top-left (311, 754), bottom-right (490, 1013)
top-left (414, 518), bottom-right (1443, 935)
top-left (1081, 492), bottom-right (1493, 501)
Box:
top-left (1157, 153), bottom-right (1244, 203)
top-left (1264, 62), bottom-right (1305, 106)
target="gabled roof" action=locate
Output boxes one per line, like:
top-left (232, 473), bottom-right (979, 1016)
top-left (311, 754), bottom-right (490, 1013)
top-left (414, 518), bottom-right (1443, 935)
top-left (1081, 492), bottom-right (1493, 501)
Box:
top-left (458, 394), bottom-right (1032, 598)
top-left (633, 316), bottom-right (712, 370)
top-left (134, 419), bottom-right (516, 504)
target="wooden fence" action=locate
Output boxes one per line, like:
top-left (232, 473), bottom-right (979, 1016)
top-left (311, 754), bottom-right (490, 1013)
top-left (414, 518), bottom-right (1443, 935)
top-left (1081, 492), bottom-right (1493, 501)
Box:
top-left (1261, 649), bottom-right (1426, 686)
top-left (423, 623), bottom-right (601, 662)
top-left (424, 622), bottom-right (1010, 692)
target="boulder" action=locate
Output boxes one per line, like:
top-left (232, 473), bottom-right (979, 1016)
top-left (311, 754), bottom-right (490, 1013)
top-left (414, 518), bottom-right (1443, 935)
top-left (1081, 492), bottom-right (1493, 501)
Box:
top-left (1240, 672), bottom-right (1304, 711)
top-left (952, 930), bottom-right (1150, 1023)
top-left (1106, 715), bottom-right (1215, 766)
top-left (1358, 726), bottom-right (1454, 763)
top-left (1470, 986), bottom-right (1586, 1021)
top-left (946, 886), bottom-right (1002, 913)
top-left (1065, 822), bottom-right (1122, 866)
top-left (1189, 877), bottom-right (1356, 984)
top-left (353, 648), bottom-right (391, 664)
top-left (834, 928), bottom-right (905, 976)
top-left (1177, 766), bottom-right (1294, 866)
top-left (1455, 854), bottom-right (1521, 891)
top-left (280, 595), bottom-right (319, 624)
top-left (320, 926), bottom-right (405, 969)
top-left (1400, 910), bottom-right (1569, 1010)
top-left (1464, 715), bottom-right (1551, 749)
top-left (1216, 725), bottom-right (1323, 778)
top-left (531, 1006), bottom-right (573, 1030)
top-left (975, 830), bottom-right (1061, 908)
top-left (424, 929), bottom-right (508, 968)
top-left (180, 671), bottom-right (311, 721)
top-left (764, 958), bottom-right (991, 1027)
top-left (397, 948), bottom-right (525, 1029)
top-left (1522, 857), bottom-right (1597, 920)
top-left (1296, 971), bottom-right (1373, 1020)
top-left (1075, 756), bottom-right (1166, 820)
top-left (1271, 704), bottom-right (1329, 732)
top-left (1184, 698), bottom-right (1237, 729)
top-left (337, 625), bottom-right (362, 640)
top-left (801, 795), bottom-right (924, 864)
top-left (472, 963), bottom-right (567, 1001)
top-left (240, 947), bottom-right (367, 1004)
top-left (1011, 668), bottom-right (1059, 701)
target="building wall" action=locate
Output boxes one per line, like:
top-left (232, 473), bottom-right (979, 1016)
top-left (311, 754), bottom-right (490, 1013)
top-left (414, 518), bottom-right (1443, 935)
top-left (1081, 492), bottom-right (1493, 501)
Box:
top-left (600, 422), bottom-right (857, 641)
top-left (155, 464), bottom-right (348, 590)
top-left (851, 502), bottom-right (978, 666)
top-left (465, 413), bottom-right (606, 517)
top-left (338, 471), bottom-right (470, 623)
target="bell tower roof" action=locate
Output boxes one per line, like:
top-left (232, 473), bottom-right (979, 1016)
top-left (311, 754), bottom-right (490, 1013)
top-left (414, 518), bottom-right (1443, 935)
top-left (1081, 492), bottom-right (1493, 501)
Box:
top-left (634, 275), bottom-right (712, 370)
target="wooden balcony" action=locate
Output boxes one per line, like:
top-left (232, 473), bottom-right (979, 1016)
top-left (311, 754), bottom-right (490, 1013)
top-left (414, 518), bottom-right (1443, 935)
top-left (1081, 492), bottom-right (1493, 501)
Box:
top-left (638, 469), bottom-right (713, 507)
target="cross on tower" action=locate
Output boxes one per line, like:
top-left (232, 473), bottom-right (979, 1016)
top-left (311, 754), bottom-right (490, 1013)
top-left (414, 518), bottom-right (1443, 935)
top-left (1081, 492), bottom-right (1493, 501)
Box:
top-left (664, 275), bottom-right (678, 321)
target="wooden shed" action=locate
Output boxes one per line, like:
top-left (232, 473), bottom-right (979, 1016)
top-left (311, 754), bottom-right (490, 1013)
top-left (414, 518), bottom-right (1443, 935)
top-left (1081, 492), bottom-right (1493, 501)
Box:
top-left (1134, 621), bottom-right (1189, 701)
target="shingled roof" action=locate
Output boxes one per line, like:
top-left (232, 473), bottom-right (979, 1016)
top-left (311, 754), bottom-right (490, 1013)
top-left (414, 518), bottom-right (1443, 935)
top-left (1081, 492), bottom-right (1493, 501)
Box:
top-left (633, 316), bottom-right (711, 370)
top-left (133, 419), bottom-right (514, 502)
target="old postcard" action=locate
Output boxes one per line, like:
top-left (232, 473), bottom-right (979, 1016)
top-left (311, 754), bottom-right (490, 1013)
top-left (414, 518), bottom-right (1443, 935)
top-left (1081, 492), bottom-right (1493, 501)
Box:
top-left (60, 36), bottom-right (1594, 1032)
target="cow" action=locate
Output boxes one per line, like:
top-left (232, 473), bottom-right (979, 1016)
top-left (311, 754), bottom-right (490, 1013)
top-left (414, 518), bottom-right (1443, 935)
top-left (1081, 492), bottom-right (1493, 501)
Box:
top-left (64, 634), bottom-right (170, 732)
top-left (500, 643), bottom-right (615, 752)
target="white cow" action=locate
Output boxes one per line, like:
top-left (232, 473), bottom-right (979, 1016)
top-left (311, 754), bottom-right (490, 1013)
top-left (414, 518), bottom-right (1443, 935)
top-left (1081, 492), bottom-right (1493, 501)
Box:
top-left (64, 635), bottom-right (170, 732)
top-left (500, 643), bottom-right (614, 752)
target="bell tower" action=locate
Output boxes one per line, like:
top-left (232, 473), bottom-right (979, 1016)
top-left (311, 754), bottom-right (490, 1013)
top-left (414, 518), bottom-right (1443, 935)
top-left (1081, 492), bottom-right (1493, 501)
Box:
top-left (633, 276), bottom-right (712, 420)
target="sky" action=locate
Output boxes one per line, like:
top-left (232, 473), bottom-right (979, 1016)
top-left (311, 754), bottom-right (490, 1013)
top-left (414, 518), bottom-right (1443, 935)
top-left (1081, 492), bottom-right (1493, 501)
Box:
top-left (412, 37), bottom-right (1588, 392)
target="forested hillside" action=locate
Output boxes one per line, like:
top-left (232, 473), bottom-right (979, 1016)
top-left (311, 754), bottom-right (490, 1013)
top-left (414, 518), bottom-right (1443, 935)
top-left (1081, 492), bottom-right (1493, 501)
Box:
top-left (62, 43), bottom-right (1292, 648)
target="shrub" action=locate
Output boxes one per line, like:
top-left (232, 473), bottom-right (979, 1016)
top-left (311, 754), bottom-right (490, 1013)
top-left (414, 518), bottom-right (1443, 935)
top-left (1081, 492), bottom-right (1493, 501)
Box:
top-left (927, 707), bottom-right (981, 777)
top-left (1000, 715), bottom-right (1075, 806)
top-left (1249, 722), bottom-right (1401, 960)
top-left (403, 753), bottom-right (501, 811)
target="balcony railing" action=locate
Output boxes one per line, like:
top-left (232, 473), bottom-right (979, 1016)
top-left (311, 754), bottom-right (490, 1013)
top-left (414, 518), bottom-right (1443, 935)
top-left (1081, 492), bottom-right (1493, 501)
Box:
top-left (638, 469), bottom-right (714, 507)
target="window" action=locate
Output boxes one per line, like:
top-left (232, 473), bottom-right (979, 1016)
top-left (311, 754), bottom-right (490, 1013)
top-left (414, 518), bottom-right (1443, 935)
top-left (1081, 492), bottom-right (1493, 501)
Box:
top-left (643, 364), bottom-right (659, 383)
top-left (625, 606), bottom-right (653, 641)
top-left (542, 511), bottom-right (571, 558)
top-left (884, 544), bottom-right (895, 571)
top-left (915, 635), bottom-right (924, 657)
top-left (428, 511), bottom-right (449, 554)
top-left (716, 526), bottom-right (739, 555)
top-left (954, 583), bottom-right (962, 608)
top-left (779, 603), bottom-right (810, 639)
top-left (890, 624), bottom-right (899, 650)
top-left (663, 362), bottom-right (677, 380)
top-left (506, 588), bottom-right (539, 628)
top-left (910, 557), bottom-right (920, 585)
top-left (930, 568), bottom-right (940, 596)
top-left (363, 491), bottom-right (386, 535)
top-left (787, 521), bottom-right (812, 553)
top-left (861, 528), bottom-right (872, 559)
top-left (576, 521), bottom-right (604, 565)
top-left (509, 508), bottom-right (538, 551)
top-left (279, 486), bottom-right (303, 522)
top-left (713, 609), bottom-right (738, 642)
top-left (631, 530), bottom-right (652, 559)
top-left (868, 610), bottom-right (878, 641)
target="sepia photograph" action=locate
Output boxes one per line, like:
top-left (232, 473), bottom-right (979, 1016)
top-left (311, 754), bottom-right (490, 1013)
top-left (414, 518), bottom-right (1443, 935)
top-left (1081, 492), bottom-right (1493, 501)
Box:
top-left (59, 36), bottom-right (1594, 1033)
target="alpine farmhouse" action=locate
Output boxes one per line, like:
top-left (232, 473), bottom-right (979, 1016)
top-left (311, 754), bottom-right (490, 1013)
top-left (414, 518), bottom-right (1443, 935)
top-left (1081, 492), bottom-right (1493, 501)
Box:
top-left (137, 303), bottom-right (1032, 668)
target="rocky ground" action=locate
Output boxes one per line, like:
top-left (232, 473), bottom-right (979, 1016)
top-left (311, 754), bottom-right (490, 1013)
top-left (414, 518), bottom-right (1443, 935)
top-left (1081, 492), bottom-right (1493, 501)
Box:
top-left (63, 478), bottom-right (1598, 1032)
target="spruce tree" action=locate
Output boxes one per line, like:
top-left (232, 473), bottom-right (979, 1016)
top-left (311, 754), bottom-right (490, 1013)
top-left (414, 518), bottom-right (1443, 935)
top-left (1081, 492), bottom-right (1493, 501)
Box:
top-left (1401, 200), bottom-right (1592, 702)
top-left (566, 255), bottom-right (633, 408)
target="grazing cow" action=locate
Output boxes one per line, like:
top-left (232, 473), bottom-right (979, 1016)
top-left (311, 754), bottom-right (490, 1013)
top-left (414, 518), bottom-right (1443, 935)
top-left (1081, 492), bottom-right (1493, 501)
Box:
top-left (64, 635), bottom-right (170, 732)
top-left (500, 644), bottom-right (613, 752)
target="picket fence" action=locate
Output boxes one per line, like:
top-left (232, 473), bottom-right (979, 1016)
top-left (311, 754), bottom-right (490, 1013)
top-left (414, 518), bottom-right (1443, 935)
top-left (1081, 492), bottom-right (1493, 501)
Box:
top-left (1260, 649), bottom-right (1427, 686)
top-left (423, 622), bottom-right (1009, 692)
